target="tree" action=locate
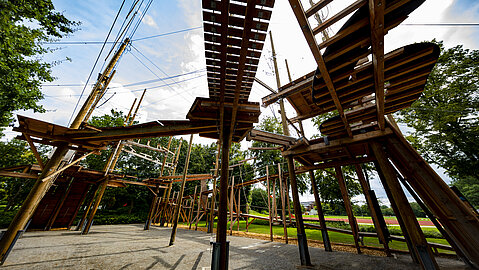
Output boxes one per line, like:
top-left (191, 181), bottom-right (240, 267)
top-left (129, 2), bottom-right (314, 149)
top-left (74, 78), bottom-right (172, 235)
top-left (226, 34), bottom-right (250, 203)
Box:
top-left (0, 139), bottom-right (50, 211)
top-left (398, 41), bottom-right (479, 207)
top-left (0, 0), bottom-right (78, 131)
top-left (250, 188), bottom-right (268, 213)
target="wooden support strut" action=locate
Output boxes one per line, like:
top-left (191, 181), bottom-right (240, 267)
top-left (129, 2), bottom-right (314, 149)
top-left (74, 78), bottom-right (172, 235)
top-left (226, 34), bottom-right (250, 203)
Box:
top-left (287, 156), bottom-right (311, 266)
top-left (335, 166), bottom-right (361, 254)
top-left (309, 170), bottom-right (331, 251)
top-left (371, 142), bottom-right (439, 269)
top-left (169, 134), bottom-right (194, 246)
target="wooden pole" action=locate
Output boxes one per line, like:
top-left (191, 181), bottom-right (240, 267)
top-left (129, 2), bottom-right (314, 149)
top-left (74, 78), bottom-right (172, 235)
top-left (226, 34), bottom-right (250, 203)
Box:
top-left (335, 166), bottom-right (361, 254)
top-left (160, 139), bottom-right (183, 226)
top-left (81, 179), bottom-right (108, 235)
top-left (371, 142), bottom-right (439, 269)
top-left (287, 156), bottom-right (311, 266)
top-left (270, 31), bottom-right (290, 137)
top-left (208, 141), bottom-right (221, 233)
top-left (272, 178), bottom-right (277, 219)
top-left (189, 186), bottom-right (198, 229)
top-left (194, 186), bottom-right (202, 230)
top-left (354, 164), bottom-right (391, 256)
top-left (229, 176), bottom-right (235, 235)
top-left (237, 187), bottom-right (240, 231)
top-left (145, 185), bottom-right (160, 230)
top-left (278, 164), bottom-right (288, 243)
top-left (267, 166), bottom-right (273, 241)
top-left (45, 177), bottom-right (74, 230)
top-left (169, 134), bottom-right (194, 246)
top-left (309, 170), bottom-right (331, 251)
top-left (215, 128), bottom-right (232, 270)
top-left (75, 184), bottom-right (98, 231)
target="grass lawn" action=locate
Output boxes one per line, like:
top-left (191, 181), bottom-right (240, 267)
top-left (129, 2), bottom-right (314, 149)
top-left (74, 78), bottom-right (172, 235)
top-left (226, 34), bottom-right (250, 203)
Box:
top-left (182, 218), bottom-right (453, 255)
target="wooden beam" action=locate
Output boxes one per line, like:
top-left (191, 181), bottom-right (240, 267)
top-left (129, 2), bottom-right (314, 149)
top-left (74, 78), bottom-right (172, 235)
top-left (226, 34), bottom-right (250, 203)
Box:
top-left (42, 151), bottom-right (97, 183)
top-left (295, 156), bottom-right (375, 173)
top-left (283, 128), bottom-right (391, 157)
top-left (24, 134), bottom-right (44, 169)
top-left (369, 0), bottom-right (385, 130)
top-left (288, 0), bottom-right (352, 137)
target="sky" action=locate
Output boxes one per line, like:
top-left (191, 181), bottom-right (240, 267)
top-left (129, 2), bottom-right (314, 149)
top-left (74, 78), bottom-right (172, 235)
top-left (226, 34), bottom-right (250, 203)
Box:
top-left (4, 0), bottom-right (479, 204)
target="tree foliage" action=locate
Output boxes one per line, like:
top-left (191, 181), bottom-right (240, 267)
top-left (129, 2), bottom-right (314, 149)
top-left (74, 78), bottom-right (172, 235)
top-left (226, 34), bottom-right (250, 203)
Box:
top-left (0, 139), bottom-right (50, 211)
top-left (0, 0), bottom-right (78, 131)
top-left (398, 41), bottom-right (479, 207)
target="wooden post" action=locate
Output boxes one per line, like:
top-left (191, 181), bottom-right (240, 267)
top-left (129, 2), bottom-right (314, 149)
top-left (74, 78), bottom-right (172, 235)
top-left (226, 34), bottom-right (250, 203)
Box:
top-left (371, 142), bottom-right (439, 269)
top-left (335, 166), bottom-right (361, 254)
top-left (237, 187), bottom-right (240, 231)
top-left (309, 170), bottom-right (331, 251)
top-left (194, 185), bottom-right (202, 230)
top-left (272, 178), bottom-right (277, 220)
top-left (215, 128), bottom-right (232, 270)
top-left (208, 141), bottom-right (221, 233)
top-left (145, 185), bottom-right (160, 230)
top-left (81, 179), bottom-right (108, 235)
top-left (189, 185), bottom-right (197, 229)
top-left (278, 164), bottom-right (288, 243)
top-left (67, 183), bottom-right (91, 229)
top-left (169, 134), bottom-right (194, 246)
top-left (285, 176), bottom-right (293, 226)
top-left (267, 166), bottom-right (273, 241)
top-left (75, 184), bottom-right (98, 231)
top-left (270, 31), bottom-right (290, 137)
top-left (355, 164), bottom-right (391, 256)
top-left (160, 139), bottom-right (183, 226)
top-left (45, 177), bottom-right (74, 230)
top-left (287, 156), bottom-right (311, 266)
top-left (229, 176), bottom-right (235, 235)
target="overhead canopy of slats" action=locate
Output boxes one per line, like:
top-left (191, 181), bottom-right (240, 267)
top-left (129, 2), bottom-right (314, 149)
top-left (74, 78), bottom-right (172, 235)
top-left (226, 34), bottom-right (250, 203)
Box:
top-left (187, 0), bottom-right (275, 142)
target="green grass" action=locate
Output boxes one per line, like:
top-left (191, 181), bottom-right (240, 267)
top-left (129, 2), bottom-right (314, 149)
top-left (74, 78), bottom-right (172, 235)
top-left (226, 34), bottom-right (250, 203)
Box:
top-left (179, 218), bottom-right (453, 255)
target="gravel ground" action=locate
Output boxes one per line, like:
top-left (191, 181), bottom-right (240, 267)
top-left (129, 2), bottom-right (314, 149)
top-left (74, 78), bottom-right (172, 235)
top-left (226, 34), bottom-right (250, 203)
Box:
top-left (2, 224), bottom-right (470, 270)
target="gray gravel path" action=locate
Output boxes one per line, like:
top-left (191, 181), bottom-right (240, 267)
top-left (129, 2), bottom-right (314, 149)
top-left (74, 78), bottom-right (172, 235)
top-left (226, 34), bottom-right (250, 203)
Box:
top-left (1, 224), bottom-right (469, 269)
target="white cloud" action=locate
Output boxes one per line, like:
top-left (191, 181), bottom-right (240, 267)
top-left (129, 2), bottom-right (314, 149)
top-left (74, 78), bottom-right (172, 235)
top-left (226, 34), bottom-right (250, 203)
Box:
top-left (142, 14), bottom-right (159, 29)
